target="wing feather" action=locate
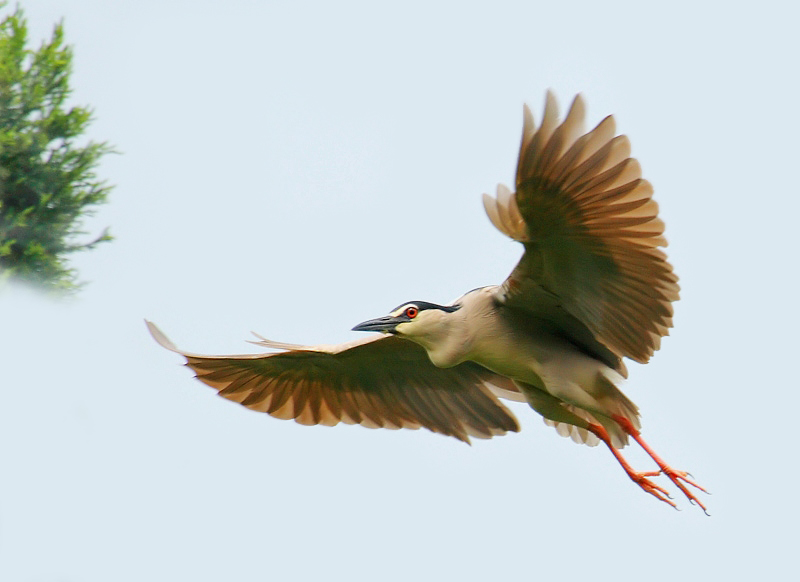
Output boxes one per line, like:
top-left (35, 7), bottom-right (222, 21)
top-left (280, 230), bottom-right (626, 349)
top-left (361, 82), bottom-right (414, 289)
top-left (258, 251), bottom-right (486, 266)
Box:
top-left (484, 92), bottom-right (679, 363)
top-left (147, 321), bottom-right (520, 443)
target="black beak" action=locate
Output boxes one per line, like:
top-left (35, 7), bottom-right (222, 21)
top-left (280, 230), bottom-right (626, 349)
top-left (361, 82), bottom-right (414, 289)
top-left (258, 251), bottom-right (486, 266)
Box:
top-left (352, 315), bottom-right (401, 333)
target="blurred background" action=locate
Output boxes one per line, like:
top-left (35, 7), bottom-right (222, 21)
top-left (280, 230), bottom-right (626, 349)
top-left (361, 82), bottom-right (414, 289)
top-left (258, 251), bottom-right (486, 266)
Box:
top-left (2, 1), bottom-right (798, 580)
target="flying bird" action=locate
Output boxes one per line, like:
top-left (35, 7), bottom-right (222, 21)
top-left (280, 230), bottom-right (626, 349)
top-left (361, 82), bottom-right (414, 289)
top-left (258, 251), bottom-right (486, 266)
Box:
top-left (148, 92), bottom-right (707, 512)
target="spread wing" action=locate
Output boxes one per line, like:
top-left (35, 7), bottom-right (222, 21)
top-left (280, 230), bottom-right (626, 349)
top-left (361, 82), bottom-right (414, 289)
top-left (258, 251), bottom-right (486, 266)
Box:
top-left (482, 92), bottom-right (679, 365)
top-left (147, 321), bottom-right (520, 443)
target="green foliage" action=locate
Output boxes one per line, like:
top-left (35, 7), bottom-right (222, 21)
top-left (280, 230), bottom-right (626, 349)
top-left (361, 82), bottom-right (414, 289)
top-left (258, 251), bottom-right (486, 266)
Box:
top-left (0, 3), bottom-right (113, 293)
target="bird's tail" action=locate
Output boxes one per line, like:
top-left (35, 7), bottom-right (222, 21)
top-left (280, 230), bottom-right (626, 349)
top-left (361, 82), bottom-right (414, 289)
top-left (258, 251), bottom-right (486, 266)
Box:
top-left (544, 372), bottom-right (640, 449)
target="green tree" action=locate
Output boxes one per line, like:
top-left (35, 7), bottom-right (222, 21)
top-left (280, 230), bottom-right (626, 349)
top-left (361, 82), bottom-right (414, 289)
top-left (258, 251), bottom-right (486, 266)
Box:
top-left (0, 4), bottom-right (112, 293)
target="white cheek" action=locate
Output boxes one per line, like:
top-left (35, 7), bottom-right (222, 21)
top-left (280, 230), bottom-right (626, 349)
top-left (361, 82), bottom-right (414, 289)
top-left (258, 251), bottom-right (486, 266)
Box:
top-left (394, 320), bottom-right (432, 348)
top-left (394, 321), bottom-right (413, 335)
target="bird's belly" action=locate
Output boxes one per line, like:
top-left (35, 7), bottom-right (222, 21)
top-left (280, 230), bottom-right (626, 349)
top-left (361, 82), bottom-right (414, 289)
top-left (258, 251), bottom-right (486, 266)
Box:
top-left (468, 334), bottom-right (551, 388)
top-left (468, 331), bottom-right (606, 398)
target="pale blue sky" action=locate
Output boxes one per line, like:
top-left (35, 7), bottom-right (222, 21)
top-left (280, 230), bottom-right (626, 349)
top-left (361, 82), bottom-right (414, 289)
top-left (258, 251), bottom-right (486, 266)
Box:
top-left (2, 1), bottom-right (799, 580)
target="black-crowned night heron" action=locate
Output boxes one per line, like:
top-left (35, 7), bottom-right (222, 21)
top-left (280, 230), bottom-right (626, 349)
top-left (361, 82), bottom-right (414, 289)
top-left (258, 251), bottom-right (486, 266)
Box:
top-left (148, 92), bottom-right (707, 512)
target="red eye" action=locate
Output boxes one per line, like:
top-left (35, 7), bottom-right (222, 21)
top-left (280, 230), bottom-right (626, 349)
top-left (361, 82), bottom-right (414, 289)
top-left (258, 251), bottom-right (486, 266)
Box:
top-left (405, 306), bottom-right (419, 319)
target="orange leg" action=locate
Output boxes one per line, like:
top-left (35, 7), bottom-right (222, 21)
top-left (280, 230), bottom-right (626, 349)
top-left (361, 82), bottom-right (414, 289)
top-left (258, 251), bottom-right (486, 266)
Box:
top-left (587, 423), bottom-right (676, 509)
top-left (611, 415), bottom-right (709, 515)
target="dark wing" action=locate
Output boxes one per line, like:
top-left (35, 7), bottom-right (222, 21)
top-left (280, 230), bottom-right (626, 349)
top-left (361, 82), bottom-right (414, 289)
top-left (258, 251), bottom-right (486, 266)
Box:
top-left (483, 92), bottom-right (679, 367)
top-left (147, 321), bottom-right (520, 443)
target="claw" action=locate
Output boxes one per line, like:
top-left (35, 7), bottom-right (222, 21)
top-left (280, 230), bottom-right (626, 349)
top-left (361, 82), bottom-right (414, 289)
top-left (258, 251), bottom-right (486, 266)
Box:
top-left (661, 468), bottom-right (710, 515)
top-left (666, 469), bottom-right (708, 493)
top-left (628, 471), bottom-right (677, 509)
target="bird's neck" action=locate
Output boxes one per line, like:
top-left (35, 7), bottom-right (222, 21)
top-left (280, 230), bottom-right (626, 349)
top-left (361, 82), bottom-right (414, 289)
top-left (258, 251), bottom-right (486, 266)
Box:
top-left (413, 292), bottom-right (496, 368)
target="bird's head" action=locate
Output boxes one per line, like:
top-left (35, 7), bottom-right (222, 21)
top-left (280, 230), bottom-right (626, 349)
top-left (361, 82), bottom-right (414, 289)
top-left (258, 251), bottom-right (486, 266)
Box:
top-left (352, 301), bottom-right (461, 344)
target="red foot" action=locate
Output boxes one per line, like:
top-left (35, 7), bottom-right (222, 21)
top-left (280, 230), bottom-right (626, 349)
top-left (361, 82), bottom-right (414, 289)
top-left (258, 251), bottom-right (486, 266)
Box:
top-left (588, 424), bottom-right (677, 510)
top-left (628, 471), bottom-right (676, 509)
top-left (612, 415), bottom-right (710, 515)
top-left (661, 468), bottom-right (710, 515)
